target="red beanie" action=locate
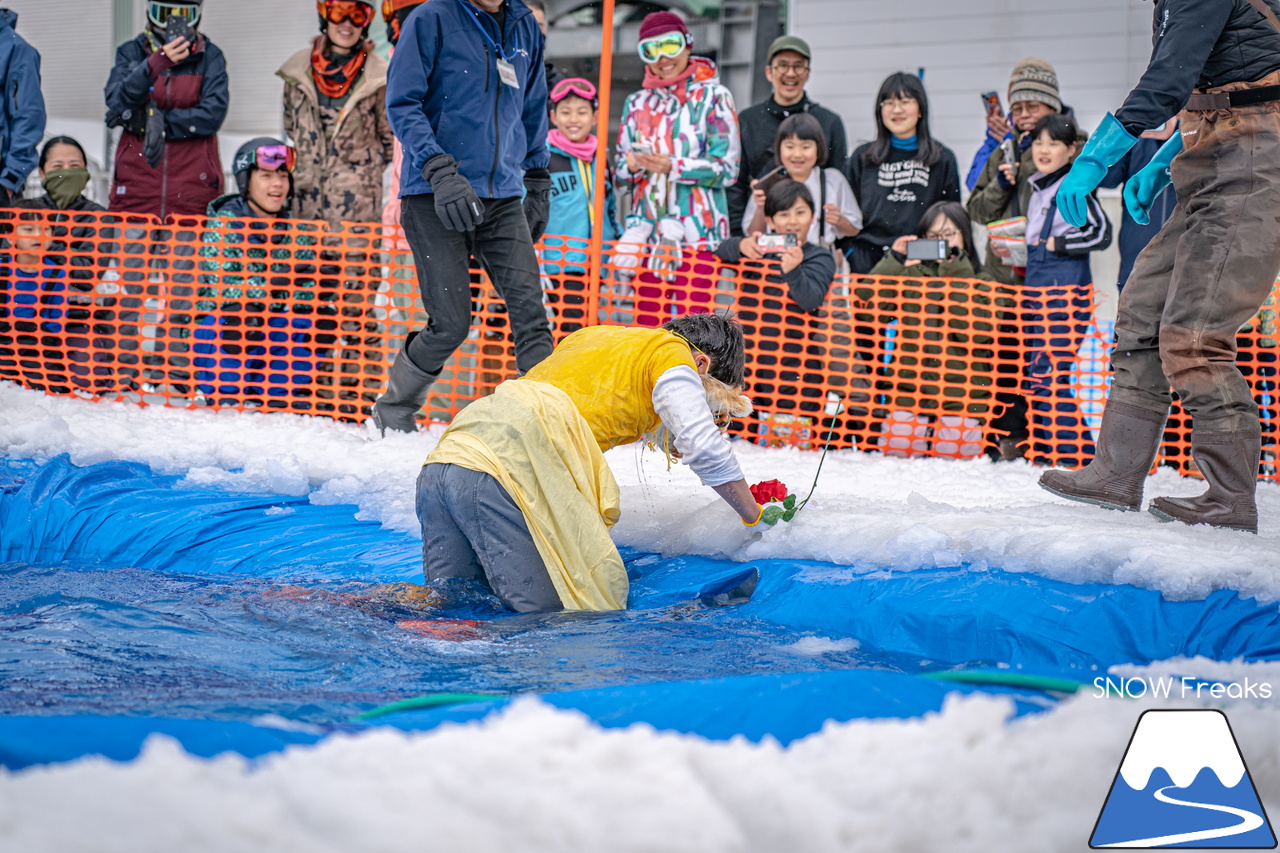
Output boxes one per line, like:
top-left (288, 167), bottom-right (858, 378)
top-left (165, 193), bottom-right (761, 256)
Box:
top-left (638, 11), bottom-right (689, 42)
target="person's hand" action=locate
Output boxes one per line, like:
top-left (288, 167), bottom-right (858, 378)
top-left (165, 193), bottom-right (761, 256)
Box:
top-left (1123, 132), bottom-right (1182, 225)
top-left (635, 152), bottom-right (672, 174)
top-left (991, 244), bottom-right (1012, 259)
top-left (891, 235), bottom-right (917, 255)
top-left (522, 168), bottom-right (551, 243)
top-left (997, 163), bottom-right (1017, 185)
top-left (625, 151), bottom-right (639, 173)
top-left (779, 244), bottom-right (804, 274)
top-left (750, 179), bottom-right (767, 210)
top-left (422, 153), bottom-right (484, 232)
top-left (738, 233), bottom-right (765, 260)
top-left (161, 36), bottom-right (191, 63)
top-left (986, 111), bottom-right (1010, 142)
top-left (823, 203), bottom-right (843, 226)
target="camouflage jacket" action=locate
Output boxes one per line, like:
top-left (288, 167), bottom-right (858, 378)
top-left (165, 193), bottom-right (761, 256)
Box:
top-left (278, 47), bottom-right (395, 227)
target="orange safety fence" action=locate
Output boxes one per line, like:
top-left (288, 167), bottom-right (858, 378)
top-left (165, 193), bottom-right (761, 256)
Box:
top-left (2, 209), bottom-right (1277, 484)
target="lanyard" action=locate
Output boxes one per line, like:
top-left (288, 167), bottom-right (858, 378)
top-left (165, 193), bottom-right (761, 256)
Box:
top-left (575, 158), bottom-right (595, 228)
top-left (459, 0), bottom-right (518, 61)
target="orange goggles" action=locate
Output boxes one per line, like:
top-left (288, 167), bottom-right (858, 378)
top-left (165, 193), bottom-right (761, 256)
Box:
top-left (318, 0), bottom-right (374, 26)
top-left (381, 0), bottom-right (422, 19)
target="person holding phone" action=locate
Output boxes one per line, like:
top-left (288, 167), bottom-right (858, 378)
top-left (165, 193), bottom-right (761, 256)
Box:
top-left (105, 0), bottom-right (228, 218)
top-left (714, 178), bottom-right (836, 313)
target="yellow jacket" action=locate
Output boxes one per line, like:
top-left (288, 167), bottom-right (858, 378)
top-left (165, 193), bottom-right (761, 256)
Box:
top-left (427, 327), bottom-right (696, 611)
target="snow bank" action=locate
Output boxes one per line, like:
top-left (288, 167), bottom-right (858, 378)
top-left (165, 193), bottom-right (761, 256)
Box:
top-left (2, 382), bottom-right (1277, 602)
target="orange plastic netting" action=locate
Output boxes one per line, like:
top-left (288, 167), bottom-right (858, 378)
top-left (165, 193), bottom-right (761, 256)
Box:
top-left (2, 209), bottom-right (1277, 483)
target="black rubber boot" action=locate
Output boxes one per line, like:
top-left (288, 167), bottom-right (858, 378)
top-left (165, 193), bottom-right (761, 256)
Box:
top-left (371, 335), bottom-right (438, 436)
top-left (1148, 429), bottom-right (1262, 533)
top-left (1037, 401), bottom-right (1167, 511)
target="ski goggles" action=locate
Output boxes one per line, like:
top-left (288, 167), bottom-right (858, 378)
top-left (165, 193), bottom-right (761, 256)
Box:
top-left (381, 0), bottom-right (422, 20)
top-left (318, 0), bottom-right (374, 26)
top-left (147, 2), bottom-right (201, 28)
top-left (254, 145), bottom-right (297, 173)
top-left (638, 31), bottom-right (689, 64)
top-left (550, 78), bottom-right (598, 106)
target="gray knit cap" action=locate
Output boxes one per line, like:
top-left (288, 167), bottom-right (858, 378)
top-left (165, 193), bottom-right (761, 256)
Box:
top-left (1008, 57), bottom-right (1061, 112)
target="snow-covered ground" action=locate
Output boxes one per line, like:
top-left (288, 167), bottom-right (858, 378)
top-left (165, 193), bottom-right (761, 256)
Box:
top-left (3, 382), bottom-right (1280, 852)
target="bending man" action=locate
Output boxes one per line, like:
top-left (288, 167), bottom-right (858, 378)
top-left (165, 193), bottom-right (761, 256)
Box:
top-left (1042, 0), bottom-right (1280, 533)
top-left (377, 0), bottom-right (554, 434)
top-left (417, 313), bottom-right (766, 612)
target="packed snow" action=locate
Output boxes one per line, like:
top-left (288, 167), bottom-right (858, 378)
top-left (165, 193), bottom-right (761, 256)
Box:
top-left (4, 383), bottom-right (1280, 852)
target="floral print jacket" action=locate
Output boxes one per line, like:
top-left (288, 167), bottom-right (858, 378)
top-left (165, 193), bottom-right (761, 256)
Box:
top-left (616, 57), bottom-right (741, 246)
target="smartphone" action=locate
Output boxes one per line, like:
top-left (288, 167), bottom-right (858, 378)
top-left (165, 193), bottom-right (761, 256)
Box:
top-left (981, 90), bottom-right (1003, 117)
top-left (165, 14), bottom-right (196, 45)
top-left (631, 142), bottom-right (653, 155)
top-left (757, 233), bottom-right (798, 253)
top-left (906, 238), bottom-right (948, 262)
top-left (999, 138), bottom-right (1017, 167)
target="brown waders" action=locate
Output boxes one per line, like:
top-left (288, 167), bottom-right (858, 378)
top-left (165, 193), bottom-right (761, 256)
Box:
top-left (1039, 71), bottom-right (1280, 533)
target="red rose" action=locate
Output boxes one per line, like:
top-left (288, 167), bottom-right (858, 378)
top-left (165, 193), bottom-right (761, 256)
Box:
top-left (750, 479), bottom-right (789, 505)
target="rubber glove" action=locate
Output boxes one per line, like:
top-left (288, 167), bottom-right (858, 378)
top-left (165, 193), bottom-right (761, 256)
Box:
top-left (1123, 132), bottom-right (1183, 225)
top-left (422, 154), bottom-right (484, 232)
top-left (522, 168), bottom-right (551, 242)
top-left (1056, 113), bottom-right (1138, 228)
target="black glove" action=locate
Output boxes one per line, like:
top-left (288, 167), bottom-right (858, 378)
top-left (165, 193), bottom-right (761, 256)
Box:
top-left (522, 168), bottom-right (551, 243)
top-left (143, 104), bottom-right (166, 169)
top-left (422, 154), bottom-right (484, 232)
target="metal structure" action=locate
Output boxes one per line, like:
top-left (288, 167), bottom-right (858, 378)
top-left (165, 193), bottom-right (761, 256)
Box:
top-left (716, 0), bottom-right (781, 107)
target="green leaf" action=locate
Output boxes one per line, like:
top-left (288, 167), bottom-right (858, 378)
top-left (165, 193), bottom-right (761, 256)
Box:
top-left (782, 508), bottom-right (797, 522)
top-left (761, 505), bottom-right (787, 526)
top-left (783, 494), bottom-right (797, 510)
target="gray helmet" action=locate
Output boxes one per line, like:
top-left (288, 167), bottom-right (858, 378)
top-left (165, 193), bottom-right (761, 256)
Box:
top-left (231, 137), bottom-right (295, 197)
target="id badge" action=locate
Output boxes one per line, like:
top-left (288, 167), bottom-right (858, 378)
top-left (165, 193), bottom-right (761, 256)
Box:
top-left (496, 57), bottom-right (519, 88)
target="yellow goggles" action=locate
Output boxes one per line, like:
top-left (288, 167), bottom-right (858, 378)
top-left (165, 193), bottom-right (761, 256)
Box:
top-left (638, 32), bottom-right (688, 64)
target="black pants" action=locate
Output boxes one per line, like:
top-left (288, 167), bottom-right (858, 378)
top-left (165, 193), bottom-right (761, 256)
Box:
top-left (400, 194), bottom-right (553, 375)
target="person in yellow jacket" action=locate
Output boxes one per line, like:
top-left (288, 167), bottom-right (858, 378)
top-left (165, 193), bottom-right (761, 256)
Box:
top-left (418, 313), bottom-right (765, 612)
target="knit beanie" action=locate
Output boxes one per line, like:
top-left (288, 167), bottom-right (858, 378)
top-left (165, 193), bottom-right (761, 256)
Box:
top-left (639, 11), bottom-right (690, 41)
top-left (1008, 57), bottom-right (1061, 112)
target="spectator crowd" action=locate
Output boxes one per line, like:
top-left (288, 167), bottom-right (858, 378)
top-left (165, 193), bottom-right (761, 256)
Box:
top-left (1, 0), bottom-right (1205, 463)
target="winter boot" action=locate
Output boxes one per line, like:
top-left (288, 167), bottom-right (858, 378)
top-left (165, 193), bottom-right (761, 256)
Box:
top-left (1148, 429), bottom-right (1262, 533)
top-left (1037, 401), bottom-right (1166, 511)
top-left (371, 334), bottom-right (438, 436)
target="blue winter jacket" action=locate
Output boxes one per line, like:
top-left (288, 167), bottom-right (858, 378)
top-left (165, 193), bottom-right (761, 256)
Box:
top-left (0, 9), bottom-right (46, 194)
top-left (1100, 137), bottom-right (1179, 291)
top-left (386, 0), bottom-right (549, 200)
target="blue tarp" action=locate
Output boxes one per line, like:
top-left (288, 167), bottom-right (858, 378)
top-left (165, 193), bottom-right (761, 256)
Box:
top-left (2, 454), bottom-right (1279, 770)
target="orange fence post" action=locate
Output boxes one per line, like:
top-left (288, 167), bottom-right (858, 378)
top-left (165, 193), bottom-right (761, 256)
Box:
top-left (586, 0), bottom-right (616, 326)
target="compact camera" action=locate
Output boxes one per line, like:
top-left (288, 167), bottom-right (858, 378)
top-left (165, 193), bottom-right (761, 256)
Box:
top-left (905, 238), bottom-right (949, 262)
top-left (757, 233), bottom-right (798, 252)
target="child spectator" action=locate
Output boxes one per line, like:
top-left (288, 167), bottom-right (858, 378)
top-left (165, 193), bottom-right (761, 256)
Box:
top-left (1004, 114), bottom-right (1112, 464)
top-left (742, 113), bottom-right (861, 254)
top-left (872, 201), bottom-right (984, 279)
top-left (715, 178), bottom-right (835, 313)
top-left (206, 138), bottom-right (296, 219)
top-left (105, 1), bottom-right (227, 218)
top-left (279, 0), bottom-right (394, 226)
top-left (541, 77), bottom-right (618, 333)
top-left (845, 72), bottom-right (960, 274)
top-left (0, 201), bottom-right (71, 393)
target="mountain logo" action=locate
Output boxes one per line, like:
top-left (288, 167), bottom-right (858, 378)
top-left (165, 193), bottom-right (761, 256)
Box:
top-left (1091, 709), bottom-right (1276, 848)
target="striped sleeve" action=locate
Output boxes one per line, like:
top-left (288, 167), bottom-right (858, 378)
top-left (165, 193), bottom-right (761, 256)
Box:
top-left (1059, 193), bottom-right (1113, 256)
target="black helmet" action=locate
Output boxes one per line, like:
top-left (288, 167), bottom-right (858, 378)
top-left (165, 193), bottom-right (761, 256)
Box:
top-left (147, 1), bottom-right (203, 31)
top-left (232, 137), bottom-right (297, 196)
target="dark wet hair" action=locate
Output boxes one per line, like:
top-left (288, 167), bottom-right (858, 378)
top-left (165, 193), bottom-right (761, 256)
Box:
top-left (1032, 113), bottom-right (1081, 147)
top-left (763, 177), bottom-right (814, 218)
top-left (39, 136), bottom-right (88, 170)
top-left (861, 71), bottom-right (944, 168)
top-left (774, 113), bottom-right (828, 169)
top-left (663, 312), bottom-right (746, 388)
top-left (917, 201), bottom-right (980, 272)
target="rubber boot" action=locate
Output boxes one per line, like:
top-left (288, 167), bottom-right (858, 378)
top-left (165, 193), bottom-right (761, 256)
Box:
top-left (371, 334), bottom-right (438, 436)
top-left (1037, 401), bottom-right (1166, 511)
top-left (1148, 430), bottom-right (1262, 533)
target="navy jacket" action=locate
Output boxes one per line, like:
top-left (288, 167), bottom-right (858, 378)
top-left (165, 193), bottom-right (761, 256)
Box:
top-left (1100, 137), bottom-right (1178, 290)
top-left (387, 0), bottom-right (549, 199)
top-left (0, 9), bottom-right (46, 194)
top-left (1116, 0), bottom-right (1280, 132)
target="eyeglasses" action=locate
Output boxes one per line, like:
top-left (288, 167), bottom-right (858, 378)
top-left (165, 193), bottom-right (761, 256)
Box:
top-left (318, 0), bottom-right (374, 27)
top-left (638, 31), bottom-right (689, 64)
top-left (147, 2), bottom-right (201, 28)
top-left (550, 77), bottom-right (598, 105)
top-left (880, 97), bottom-right (917, 111)
top-left (925, 229), bottom-right (961, 240)
top-left (255, 145), bottom-right (297, 173)
top-left (770, 61), bottom-right (809, 75)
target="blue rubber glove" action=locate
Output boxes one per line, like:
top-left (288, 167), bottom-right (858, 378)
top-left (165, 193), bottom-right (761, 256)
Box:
top-left (1056, 113), bottom-right (1139, 228)
top-left (1123, 132), bottom-right (1183, 225)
